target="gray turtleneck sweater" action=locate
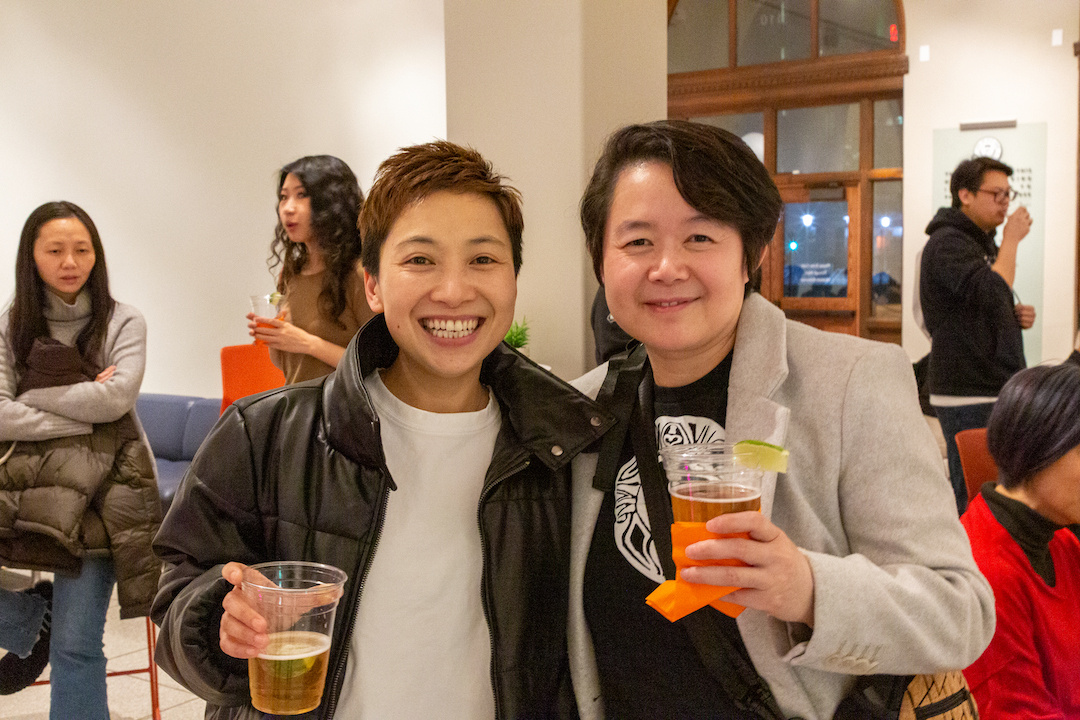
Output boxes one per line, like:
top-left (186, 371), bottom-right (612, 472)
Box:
top-left (0, 290), bottom-right (147, 442)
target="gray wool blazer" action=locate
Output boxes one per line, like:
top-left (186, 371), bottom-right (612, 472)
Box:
top-left (568, 293), bottom-right (995, 720)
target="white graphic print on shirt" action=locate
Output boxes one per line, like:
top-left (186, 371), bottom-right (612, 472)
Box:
top-left (613, 414), bottom-right (726, 582)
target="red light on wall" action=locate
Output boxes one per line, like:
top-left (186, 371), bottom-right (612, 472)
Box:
top-left (890, 24), bottom-right (898, 42)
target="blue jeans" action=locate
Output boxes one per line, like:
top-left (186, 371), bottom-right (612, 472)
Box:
top-left (933, 402), bottom-right (995, 516)
top-left (0, 585), bottom-right (48, 657)
top-left (50, 556), bottom-right (115, 720)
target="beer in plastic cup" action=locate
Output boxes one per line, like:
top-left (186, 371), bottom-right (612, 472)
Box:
top-left (659, 443), bottom-right (762, 522)
top-left (241, 561), bottom-right (347, 715)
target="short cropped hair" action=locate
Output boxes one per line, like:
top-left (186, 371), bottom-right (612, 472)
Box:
top-left (360, 141), bottom-right (523, 277)
top-left (950, 156), bottom-right (1013, 209)
top-left (580, 120), bottom-right (782, 295)
top-left (987, 364), bottom-right (1080, 489)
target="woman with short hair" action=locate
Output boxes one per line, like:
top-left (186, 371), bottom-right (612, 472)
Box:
top-left (962, 363), bottom-right (1080, 718)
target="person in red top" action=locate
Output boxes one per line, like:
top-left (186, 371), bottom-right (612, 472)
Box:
top-left (961, 363), bottom-right (1080, 719)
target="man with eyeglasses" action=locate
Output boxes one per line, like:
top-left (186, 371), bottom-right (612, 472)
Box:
top-left (920, 156), bottom-right (1035, 514)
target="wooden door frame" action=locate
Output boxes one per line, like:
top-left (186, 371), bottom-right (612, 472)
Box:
top-left (765, 182), bottom-right (862, 335)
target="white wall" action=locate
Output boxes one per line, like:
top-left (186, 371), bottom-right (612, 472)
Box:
top-left (0, 0), bottom-right (447, 396)
top-left (444, 0), bottom-right (666, 379)
top-left (903, 0), bottom-right (1079, 363)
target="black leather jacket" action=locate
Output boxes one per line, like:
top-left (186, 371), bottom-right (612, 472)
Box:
top-left (151, 317), bottom-right (614, 719)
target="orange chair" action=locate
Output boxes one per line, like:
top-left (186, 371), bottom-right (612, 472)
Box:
top-left (954, 427), bottom-right (998, 503)
top-left (220, 343), bottom-right (286, 415)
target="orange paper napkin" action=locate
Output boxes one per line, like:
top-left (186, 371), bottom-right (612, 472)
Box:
top-left (645, 522), bottom-right (748, 622)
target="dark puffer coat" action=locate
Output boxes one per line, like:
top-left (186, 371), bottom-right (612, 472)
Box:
top-left (152, 316), bottom-right (615, 719)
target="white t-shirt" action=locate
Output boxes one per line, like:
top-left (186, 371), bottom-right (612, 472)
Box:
top-left (335, 370), bottom-right (501, 720)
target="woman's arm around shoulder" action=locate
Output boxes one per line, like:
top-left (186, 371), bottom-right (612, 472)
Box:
top-left (15, 303), bottom-right (146, 424)
top-left (792, 341), bottom-right (995, 675)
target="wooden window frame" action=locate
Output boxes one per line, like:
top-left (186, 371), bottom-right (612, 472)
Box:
top-left (668, 0), bottom-right (907, 342)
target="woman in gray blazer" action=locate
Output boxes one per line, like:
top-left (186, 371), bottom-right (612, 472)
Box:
top-left (568, 121), bottom-right (995, 720)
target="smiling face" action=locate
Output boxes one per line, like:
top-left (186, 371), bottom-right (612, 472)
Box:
top-left (602, 161), bottom-right (747, 388)
top-left (278, 173), bottom-right (314, 246)
top-left (33, 217), bottom-right (97, 304)
top-left (364, 191), bottom-right (517, 412)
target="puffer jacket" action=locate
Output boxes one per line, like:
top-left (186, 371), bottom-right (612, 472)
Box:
top-left (0, 335), bottom-right (162, 619)
top-left (0, 419), bottom-right (161, 617)
top-left (151, 316), bottom-right (616, 720)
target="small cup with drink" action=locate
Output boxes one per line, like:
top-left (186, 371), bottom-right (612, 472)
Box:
top-left (249, 293), bottom-right (285, 346)
top-left (645, 442), bottom-right (766, 621)
top-left (241, 561), bottom-right (347, 715)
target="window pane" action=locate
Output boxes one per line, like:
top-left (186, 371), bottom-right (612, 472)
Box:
top-left (874, 99), bottom-right (903, 169)
top-left (819, 0), bottom-right (900, 57)
top-left (783, 201), bottom-right (848, 298)
top-left (777, 104), bottom-right (859, 173)
top-left (692, 113), bottom-right (765, 162)
top-left (668, 0), bottom-right (730, 72)
top-left (737, 0), bottom-right (811, 66)
top-left (871, 181), bottom-right (903, 320)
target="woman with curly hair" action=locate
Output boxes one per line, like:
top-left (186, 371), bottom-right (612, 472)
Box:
top-left (247, 155), bottom-right (374, 383)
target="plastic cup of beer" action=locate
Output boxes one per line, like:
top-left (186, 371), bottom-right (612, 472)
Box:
top-left (659, 443), bottom-right (762, 522)
top-left (241, 561), bottom-right (347, 715)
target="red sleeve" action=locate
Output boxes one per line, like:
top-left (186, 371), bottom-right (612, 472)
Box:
top-left (964, 555), bottom-right (1065, 720)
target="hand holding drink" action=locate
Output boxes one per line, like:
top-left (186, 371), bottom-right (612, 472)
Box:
top-left (656, 441), bottom-right (815, 627)
top-left (646, 443), bottom-right (763, 621)
top-left (248, 293), bottom-right (286, 346)
top-left (221, 561), bottom-right (347, 715)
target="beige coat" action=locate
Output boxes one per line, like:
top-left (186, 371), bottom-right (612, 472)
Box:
top-left (569, 293), bottom-right (995, 720)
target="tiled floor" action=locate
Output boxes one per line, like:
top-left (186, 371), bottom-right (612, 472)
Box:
top-left (0, 569), bottom-right (203, 720)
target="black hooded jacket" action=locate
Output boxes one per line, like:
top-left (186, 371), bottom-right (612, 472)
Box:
top-left (919, 207), bottom-right (1025, 397)
top-left (151, 316), bottom-right (615, 719)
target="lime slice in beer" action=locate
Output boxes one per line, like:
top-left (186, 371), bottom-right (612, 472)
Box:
top-left (272, 655), bottom-right (317, 679)
top-left (734, 439), bottom-right (789, 473)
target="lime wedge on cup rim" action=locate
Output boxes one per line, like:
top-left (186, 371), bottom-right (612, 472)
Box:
top-left (734, 440), bottom-right (789, 473)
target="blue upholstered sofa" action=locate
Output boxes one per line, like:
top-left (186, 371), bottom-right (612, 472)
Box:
top-left (135, 393), bottom-right (221, 514)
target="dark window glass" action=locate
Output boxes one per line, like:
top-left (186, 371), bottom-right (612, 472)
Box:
top-left (692, 113), bottom-right (765, 162)
top-left (783, 200), bottom-right (849, 298)
top-left (874, 99), bottom-right (903, 168)
top-left (737, 0), bottom-right (811, 66)
top-left (871, 180), bottom-right (903, 320)
top-left (777, 103), bottom-right (859, 173)
top-left (819, 0), bottom-right (900, 57)
top-left (668, 0), bottom-right (730, 72)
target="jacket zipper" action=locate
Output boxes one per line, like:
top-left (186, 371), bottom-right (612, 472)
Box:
top-left (321, 466), bottom-right (393, 719)
top-left (477, 454), bottom-right (531, 720)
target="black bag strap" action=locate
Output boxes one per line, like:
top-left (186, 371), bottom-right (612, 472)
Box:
top-left (592, 344), bottom-right (649, 492)
top-left (601, 353), bottom-right (786, 720)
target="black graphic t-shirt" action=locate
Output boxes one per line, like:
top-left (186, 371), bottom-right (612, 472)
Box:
top-left (584, 354), bottom-right (760, 719)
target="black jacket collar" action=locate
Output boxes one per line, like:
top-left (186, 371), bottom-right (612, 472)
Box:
top-left (925, 207), bottom-right (998, 261)
top-left (323, 314), bottom-right (615, 473)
